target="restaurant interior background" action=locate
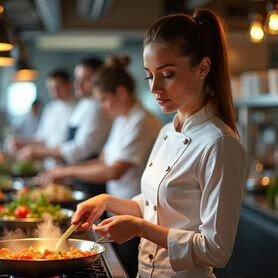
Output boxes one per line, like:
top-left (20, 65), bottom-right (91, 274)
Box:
top-left (0, 0), bottom-right (277, 277)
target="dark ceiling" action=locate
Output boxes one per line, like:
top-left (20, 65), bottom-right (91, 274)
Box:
top-left (2, 0), bottom-right (270, 41)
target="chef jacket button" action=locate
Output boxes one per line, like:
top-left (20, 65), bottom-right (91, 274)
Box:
top-left (148, 162), bottom-right (153, 167)
top-left (148, 254), bottom-right (154, 260)
top-left (165, 165), bottom-right (171, 172)
top-left (164, 135), bottom-right (168, 140)
top-left (183, 138), bottom-right (189, 144)
top-left (153, 205), bottom-right (157, 211)
top-left (145, 200), bottom-right (149, 206)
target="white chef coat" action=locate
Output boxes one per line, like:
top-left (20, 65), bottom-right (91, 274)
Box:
top-left (35, 99), bottom-right (75, 148)
top-left (15, 112), bottom-right (40, 139)
top-left (104, 102), bottom-right (162, 199)
top-left (60, 97), bottom-right (111, 163)
top-left (133, 105), bottom-right (247, 278)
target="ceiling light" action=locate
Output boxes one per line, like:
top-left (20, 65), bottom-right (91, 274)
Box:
top-left (264, 4), bottom-right (278, 34)
top-left (0, 5), bottom-right (4, 15)
top-left (14, 59), bottom-right (38, 82)
top-left (37, 34), bottom-right (122, 50)
top-left (249, 14), bottom-right (265, 43)
top-left (0, 19), bottom-right (13, 51)
top-left (0, 51), bottom-right (15, 67)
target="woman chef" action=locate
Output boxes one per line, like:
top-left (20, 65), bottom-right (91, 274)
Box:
top-left (72, 9), bottom-right (247, 278)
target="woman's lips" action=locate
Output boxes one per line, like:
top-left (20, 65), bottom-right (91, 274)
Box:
top-left (156, 98), bottom-right (170, 105)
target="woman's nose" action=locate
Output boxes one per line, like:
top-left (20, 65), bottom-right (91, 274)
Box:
top-left (150, 77), bottom-right (163, 94)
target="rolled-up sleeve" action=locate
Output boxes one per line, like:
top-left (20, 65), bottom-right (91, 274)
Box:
top-left (132, 193), bottom-right (144, 216)
top-left (168, 136), bottom-right (247, 272)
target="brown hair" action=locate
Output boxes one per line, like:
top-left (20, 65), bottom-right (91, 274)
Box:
top-left (93, 55), bottom-right (135, 95)
top-left (78, 57), bottom-right (103, 71)
top-left (144, 9), bottom-right (237, 133)
top-left (48, 69), bottom-right (71, 83)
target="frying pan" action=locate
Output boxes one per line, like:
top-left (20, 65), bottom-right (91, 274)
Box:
top-left (0, 238), bottom-right (105, 275)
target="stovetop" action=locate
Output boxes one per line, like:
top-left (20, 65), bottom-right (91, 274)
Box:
top-left (0, 256), bottom-right (111, 278)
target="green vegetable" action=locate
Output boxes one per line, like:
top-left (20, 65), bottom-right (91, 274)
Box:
top-left (0, 175), bottom-right (12, 190)
top-left (0, 163), bottom-right (10, 175)
top-left (11, 161), bottom-right (40, 177)
top-left (266, 177), bottom-right (278, 207)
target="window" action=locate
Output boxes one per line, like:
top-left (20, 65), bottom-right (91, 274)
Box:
top-left (7, 82), bottom-right (37, 117)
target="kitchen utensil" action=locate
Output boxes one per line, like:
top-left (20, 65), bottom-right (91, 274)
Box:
top-left (56, 222), bottom-right (83, 251)
top-left (94, 236), bottom-right (114, 244)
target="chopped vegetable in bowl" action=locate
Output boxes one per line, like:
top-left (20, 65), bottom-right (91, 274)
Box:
top-left (0, 194), bottom-right (68, 221)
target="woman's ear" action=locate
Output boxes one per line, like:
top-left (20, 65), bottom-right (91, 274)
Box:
top-left (199, 57), bottom-right (211, 79)
top-left (115, 85), bottom-right (129, 100)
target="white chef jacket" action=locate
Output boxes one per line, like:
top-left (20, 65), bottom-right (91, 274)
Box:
top-left (104, 102), bottom-right (162, 199)
top-left (36, 99), bottom-right (75, 148)
top-left (133, 105), bottom-right (247, 278)
top-left (15, 112), bottom-right (40, 139)
top-left (60, 97), bottom-right (111, 163)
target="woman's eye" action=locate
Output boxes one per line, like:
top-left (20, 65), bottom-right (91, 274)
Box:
top-left (144, 75), bottom-right (153, 80)
top-left (163, 72), bottom-right (174, 79)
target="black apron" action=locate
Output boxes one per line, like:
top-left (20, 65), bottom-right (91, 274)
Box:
top-left (65, 125), bottom-right (106, 197)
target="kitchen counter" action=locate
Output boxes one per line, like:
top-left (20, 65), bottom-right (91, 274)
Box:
top-left (215, 192), bottom-right (278, 278)
top-left (243, 192), bottom-right (278, 219)
top-left (241, 193), bottom-right (278, 239)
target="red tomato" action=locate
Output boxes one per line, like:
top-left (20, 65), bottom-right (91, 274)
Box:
top-left (14, 206), bottom-right (31, 218)
top-left (0, 206), bottom-right (5, 213)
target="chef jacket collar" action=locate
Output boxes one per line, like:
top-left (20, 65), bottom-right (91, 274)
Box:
top-left (172, 104), bottom-right (215, 134)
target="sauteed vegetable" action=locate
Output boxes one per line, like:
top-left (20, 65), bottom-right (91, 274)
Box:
top-left (0, 246), bottom-right (97, 260)
top-left (0, 194), bottom-right (67, 220)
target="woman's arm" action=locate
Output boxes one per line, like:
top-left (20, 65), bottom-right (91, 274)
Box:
top-left (17, 145), bottom-right (63, 161)
top-left (39, 160), bottom-right (132, 185)
top-left (69, 161), bottom-right (132, 183)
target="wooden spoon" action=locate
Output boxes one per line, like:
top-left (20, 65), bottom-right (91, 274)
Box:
top-left (55, 222), bottom-right (82, 251)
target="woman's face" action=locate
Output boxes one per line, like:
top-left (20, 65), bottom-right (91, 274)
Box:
top-left (143, 42), bottom-right (205, 115)
top-left (93, 88), bottom-right (121, 118)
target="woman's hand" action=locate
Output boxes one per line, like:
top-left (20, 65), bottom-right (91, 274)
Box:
top-left (93, 215), bottom-right (142, 244)
top-left (38, 166), bottom-right (71, 186)
top-left (17, 146), bottom-right (34, 161)
top-left (72, 194), bottom-right (109, 230)
top-left (17, 145), bottom-right (48, 161)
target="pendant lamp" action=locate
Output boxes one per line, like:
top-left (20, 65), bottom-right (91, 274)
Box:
top-left (14, 58), bottom-right (38, 82)
top-left (0, 19), bottom-right (13, 51)
top-left (0, 50), bottom-right (15, 66)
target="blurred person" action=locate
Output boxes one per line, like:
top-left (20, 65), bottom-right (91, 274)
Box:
top-left (14, 99), bottom-right (42, 139)
top-left (71, 9), bottom-right (247, 278)
top-left (17, 58), bottom-right (111, 164)
top-left (14, 70), bottom-right (75, 167)
top-left (39, 55), bottom-right (162, 276)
